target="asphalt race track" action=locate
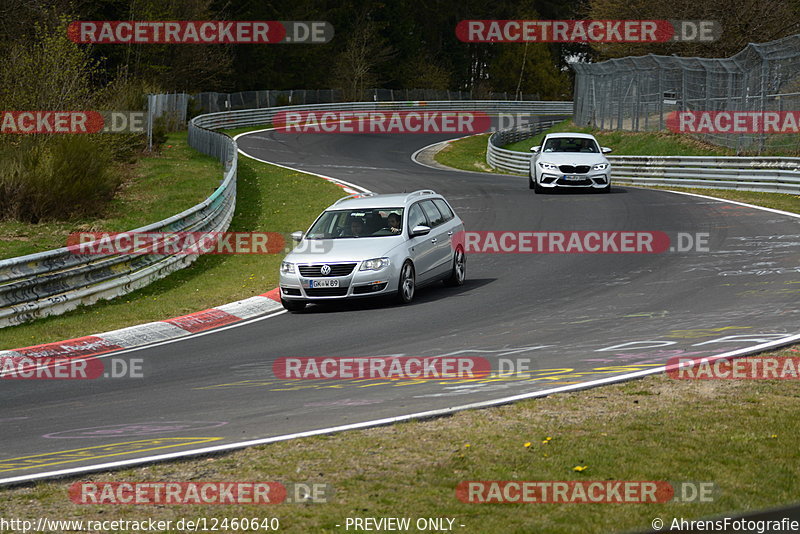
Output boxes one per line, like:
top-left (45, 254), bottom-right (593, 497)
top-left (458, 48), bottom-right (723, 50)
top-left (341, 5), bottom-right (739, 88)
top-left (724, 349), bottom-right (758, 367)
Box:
top-left (1, 129), bottom-right (799, 483)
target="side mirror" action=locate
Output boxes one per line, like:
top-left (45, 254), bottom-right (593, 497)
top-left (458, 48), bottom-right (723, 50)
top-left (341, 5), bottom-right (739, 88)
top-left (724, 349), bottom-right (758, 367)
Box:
top-left (410, 225), bottom-right (431, 237)
top-left (601, 147), bottom-right (613, 154)
top-left (530, 146), bottom-right (541, 153)
top-left (291, 231), bottom-right (304, 243)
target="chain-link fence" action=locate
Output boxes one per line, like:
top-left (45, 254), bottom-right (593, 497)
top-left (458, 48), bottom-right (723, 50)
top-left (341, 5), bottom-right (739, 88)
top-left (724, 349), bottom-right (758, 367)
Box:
top-left (572, 33), bottom-right (800, 154)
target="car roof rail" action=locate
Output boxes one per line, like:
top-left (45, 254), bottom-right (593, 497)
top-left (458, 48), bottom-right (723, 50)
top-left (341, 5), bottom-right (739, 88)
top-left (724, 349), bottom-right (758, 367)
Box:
top-left (405, 189), bottom-right (437, 200)
top-left (333, 192), bottom-right (377, 205)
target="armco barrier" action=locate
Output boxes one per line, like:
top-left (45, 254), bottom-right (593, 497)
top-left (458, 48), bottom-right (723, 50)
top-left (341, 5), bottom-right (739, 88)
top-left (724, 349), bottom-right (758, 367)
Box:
top-left (1, 100), bottom-right (571, 328)
top-left (187, 100), bottom-right (573, 132)
top-left (0, 132), bottom-right (237, 328)
top-left (486, 129), bottom-right (800, 194)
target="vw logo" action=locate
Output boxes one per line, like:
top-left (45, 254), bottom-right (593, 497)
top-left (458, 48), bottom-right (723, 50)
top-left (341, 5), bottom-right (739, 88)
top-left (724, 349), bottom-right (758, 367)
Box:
top-left (320, 264), bottom-right (332, 276)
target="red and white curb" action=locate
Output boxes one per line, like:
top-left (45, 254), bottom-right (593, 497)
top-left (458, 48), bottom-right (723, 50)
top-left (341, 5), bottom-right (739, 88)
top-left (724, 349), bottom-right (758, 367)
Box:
top-left (0, 291), bottom-right (284, 360)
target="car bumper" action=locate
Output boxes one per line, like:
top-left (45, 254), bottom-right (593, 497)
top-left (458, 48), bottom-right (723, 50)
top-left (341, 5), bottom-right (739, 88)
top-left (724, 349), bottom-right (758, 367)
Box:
top-left (536, 172), bottom-right (610, 188)
top-left (279, 267), bottom-right (399, 301)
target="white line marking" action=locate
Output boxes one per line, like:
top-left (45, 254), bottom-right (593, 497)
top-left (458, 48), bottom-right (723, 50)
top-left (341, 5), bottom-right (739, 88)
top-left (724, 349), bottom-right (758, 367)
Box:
top-left (1, 333), bottom-right (797, 486)
top-left (655, 189), bottom-right (800, 220)
top-left (4, 129), bottom-right (797, 485)
top-left (233, 128), bottom-right (373, 194)
top-left (410, 134), bottom-right (499, 174)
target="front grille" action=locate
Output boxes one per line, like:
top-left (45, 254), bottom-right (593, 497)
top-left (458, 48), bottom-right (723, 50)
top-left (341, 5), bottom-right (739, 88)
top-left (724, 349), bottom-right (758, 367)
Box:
top-left (558, 165), bottom-right (591, 174)
top-left (298, 263), bottom-right (357, 277)
top-left (556, 177), bottom-right (592, 186)
top-left (305, 287), bottom-right (349, 297)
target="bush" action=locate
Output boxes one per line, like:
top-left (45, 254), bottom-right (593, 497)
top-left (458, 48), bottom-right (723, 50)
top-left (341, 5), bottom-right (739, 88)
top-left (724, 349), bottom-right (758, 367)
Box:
top-left (0, 136), bottom-right (119, 223)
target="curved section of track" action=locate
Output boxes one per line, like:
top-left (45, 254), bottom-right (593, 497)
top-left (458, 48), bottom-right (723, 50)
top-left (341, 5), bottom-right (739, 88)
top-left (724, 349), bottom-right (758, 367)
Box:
top-left (1, 129), bottom-right (798, 484)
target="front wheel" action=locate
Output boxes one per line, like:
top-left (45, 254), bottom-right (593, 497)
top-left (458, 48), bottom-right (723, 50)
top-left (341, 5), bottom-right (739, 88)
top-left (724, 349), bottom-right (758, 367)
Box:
top-left (443, 248), bottom-right (466, 287)
top-left (281, 298), bottom-right (306, 312)
top-left (396, 261), bottom-right (416, 304)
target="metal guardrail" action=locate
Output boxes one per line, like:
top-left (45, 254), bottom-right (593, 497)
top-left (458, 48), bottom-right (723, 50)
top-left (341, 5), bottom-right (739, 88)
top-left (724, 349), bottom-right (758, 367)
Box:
top-left (0, 100), bottom-right (570, 328)
top-left (0, 130), bottom-right (237, 329)
top-left (485, 120), bottom-right (563, 174)
top-left (486, 128), bottom-right (800, 194)
top-left (185, 100), bottom-right (574, 131)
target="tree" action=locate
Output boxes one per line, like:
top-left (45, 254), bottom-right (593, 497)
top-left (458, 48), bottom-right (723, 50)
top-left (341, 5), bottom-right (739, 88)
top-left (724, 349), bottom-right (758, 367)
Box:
top-left (583, 0), bottom-right (800, 59)
top-left (331, 17), bottom-right (395, 101)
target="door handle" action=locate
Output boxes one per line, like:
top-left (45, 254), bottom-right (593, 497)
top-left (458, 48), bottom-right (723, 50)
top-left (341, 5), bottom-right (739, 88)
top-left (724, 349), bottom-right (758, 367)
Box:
top-left (447, 231), bottom-right (453, 236)
top-left (430, 238), bottom-right (438, 244)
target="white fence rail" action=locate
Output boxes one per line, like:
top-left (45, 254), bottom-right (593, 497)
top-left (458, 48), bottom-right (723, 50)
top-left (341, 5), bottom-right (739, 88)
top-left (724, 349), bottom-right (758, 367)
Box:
top-left (486, 129), bottom-right (800, 194)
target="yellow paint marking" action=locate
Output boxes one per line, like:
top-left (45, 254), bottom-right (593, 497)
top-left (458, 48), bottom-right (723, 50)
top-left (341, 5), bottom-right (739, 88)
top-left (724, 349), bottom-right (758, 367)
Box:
top-left (356, 381), bottom-right (395, 388)
top-left (665, 326), bottom-right (751, 339)
top-left (0, 437), bottom-right (221, 473)
top-left (195, 380), bottom-right (275, 390)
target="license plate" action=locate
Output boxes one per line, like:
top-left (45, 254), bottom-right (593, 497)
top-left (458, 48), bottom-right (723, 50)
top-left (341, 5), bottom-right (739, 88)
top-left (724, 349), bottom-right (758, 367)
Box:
top-left (563, 175), bottom-right (584, 181)
top-left (308, 279), bottom-right (340, 288)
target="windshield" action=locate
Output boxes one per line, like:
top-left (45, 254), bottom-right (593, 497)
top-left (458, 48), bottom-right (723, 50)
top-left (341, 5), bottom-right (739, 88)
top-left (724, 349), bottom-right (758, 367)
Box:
top-left (306, 208), bottom-right (405, 239)
top-left (543, 137), bottom-right (599, 153)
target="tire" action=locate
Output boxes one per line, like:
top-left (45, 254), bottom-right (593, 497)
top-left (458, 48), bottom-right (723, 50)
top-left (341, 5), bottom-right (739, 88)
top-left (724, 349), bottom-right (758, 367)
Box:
top-left (396, 261), bottom-right (416, 304)
top-left (599, 184), bottom-right (611, 194)
top-left (281, 298), bottom-right (306, 312)
top-left (534, 181), bottom-right (545, 194)
top-left (443, 247), bottom-right (466, 287)
top-left (528, 175), bottom-right (535, 189)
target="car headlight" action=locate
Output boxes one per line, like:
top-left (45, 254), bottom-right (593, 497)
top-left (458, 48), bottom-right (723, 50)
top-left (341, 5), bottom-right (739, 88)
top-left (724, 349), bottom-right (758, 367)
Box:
top-left (360, 257), bottom-right (390, 271)
top-left (280, 261), bottom-right (295, 274)
top-left (538, 162), bottom-right (558, 171)
top-left (593, 163), bottom-right (609, 170)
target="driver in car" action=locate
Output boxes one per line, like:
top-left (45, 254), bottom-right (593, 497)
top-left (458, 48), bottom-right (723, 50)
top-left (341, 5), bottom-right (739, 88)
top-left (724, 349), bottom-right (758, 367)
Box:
top-left (387, 213), bottom-right (402, 234)
top-left (348, 217), bottom-right (365, 237)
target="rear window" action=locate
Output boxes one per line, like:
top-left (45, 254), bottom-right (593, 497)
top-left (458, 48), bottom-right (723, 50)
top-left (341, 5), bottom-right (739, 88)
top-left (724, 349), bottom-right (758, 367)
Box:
top-left (420, 200), bottom-right (445, 227)
top-left (432, 198), bottom-right (454, 221)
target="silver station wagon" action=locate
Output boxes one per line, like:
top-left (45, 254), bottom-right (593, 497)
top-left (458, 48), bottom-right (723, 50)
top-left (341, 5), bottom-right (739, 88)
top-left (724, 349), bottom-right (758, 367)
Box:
top-left (279, 190), bottom-right (466, 312)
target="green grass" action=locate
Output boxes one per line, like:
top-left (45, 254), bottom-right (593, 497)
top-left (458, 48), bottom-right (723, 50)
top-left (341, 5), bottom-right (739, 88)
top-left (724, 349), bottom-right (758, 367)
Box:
top-left (2, 344), bottom-right (798, 533)
top-left (504, 120), bottom-right (734, 156)
top-left (0, 149), bottom-right (345, 350)
top-left (0, 132), bottom-right (220, 259)
top-left (433, 133), bottom-right (502, 174)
